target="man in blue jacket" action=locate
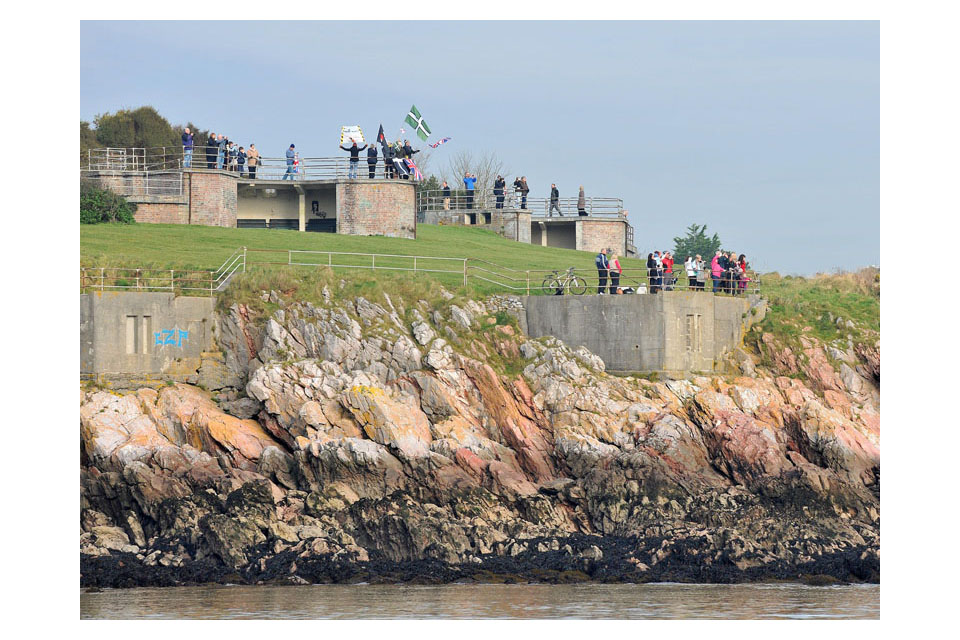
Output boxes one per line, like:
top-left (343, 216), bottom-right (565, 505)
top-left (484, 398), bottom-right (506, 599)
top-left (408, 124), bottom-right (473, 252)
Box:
top-left (283, 144), bottom-right (296, 180)
top-left (595, 248), bottom-right (609, 295)
top-left (181, 128), bottom-right (193, 168)
top-left (463, 172), bottom-right (477, 209)
top-left (216, 134), bottom-right (228, 170)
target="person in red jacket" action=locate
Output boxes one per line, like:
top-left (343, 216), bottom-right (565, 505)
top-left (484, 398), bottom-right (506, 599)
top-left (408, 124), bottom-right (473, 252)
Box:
top-left (608, 250), bottom-right (622, 294)
top-left (662, 251), bottom-right (674, 291)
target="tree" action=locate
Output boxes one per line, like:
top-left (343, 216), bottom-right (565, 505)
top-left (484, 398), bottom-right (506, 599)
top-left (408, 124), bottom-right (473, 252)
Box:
top-left (441, 149), bottom-right (509, 192)
top-left (673, 224), bottom-right (722, 260)
top-left (80, 106), bottom-right (210, 168)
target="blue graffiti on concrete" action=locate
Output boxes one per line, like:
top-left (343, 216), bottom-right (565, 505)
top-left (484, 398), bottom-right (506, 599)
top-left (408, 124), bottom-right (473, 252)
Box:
top-left (154, 329), bottom-right (189, 347)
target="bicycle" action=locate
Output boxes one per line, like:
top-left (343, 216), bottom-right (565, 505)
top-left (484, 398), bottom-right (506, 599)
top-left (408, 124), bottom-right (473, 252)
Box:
top-left (541, 267), bottom-right (588, 296)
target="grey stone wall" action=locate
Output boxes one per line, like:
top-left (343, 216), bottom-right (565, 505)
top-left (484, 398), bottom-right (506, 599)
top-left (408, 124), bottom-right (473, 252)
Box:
top-left (80, 292), bottom-right (215, 378)
top-left (522, 291), bottom-right (750, 374)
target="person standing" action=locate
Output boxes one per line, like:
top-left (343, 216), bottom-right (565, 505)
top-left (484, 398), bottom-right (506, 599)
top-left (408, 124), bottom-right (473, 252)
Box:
top-left (442, 180), bottom-right (451, 210)
top-left (206, 133), bottom-right (217, 169)
top-left (647, 253), bottom-right (659, 294)
top-left (339, 139), bottom-right (367, 179)
top-left (685, 255), bottom-right (698, 290)
top-left (216, 134), bottom-right (228, 170)
top-left (595, 248), bottom-right (610, 295)
top-left (738, 254), bottom-right (749, 294)
top-left (519, 177), bottom-right (529, 210)
top-left (227, 141), bottom-right (238, 172)
top-left (366, 144), bottom-right (378, 178)
top-left (608, 251), bottom-right (622, 294)
top-left (382, 141), bottom-right (396, 179)
top-left (513, 177), bottom-right (523, 208)
top-left (663, 251), bottom-right (674, 290)
top-left (246, 144), bottom-right (259, 179)
top-left (283, 144), bottom-right (296, 180)
top-left (181, 128), bottom-right (193, 168)
top-left (236, 146), bottom-right (246, 175)
top-left (494, 175), bottom-right (505, 209)
top-left (695, 254), bottom-right (706, 291)
top-left (578, 186), bottom-right (586, 216)
top-left (711, 250), bottom-right (723, 293)
top-left (463, 172), bottom-right (477, 209)
top-left (549, 184), bottom-right (561, 217)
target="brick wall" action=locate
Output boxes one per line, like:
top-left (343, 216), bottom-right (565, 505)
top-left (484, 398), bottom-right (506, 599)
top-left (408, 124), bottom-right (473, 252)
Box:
top-left (132, 201), bottom-right (189, 224)
top-left (336, 181), bottom-right (416, 239)
top-left (578, 219), bottom-right (628, 256)
top-left (187, 172), bottom-right (238, 227)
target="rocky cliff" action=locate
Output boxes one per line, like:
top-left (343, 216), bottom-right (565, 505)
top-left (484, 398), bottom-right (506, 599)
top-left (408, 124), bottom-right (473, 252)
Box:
top-left (80, 287), bottom-right (880, 588)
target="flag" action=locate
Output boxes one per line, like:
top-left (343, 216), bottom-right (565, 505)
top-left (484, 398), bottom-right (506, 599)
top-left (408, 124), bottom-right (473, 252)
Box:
top-left (392, 157), bottom-right (409, 177)
top-left (404, 105), bottom-right (432, 141)
top-left (404, 159), bottom-right (423, 181)
top-left (429, 137), bottom-right (451, 149)
top-left (376, 124), bottom-right (386, 145)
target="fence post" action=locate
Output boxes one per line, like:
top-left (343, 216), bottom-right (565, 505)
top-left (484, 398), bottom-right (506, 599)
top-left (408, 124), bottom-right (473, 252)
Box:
top-left (100, 267), bottom-right (104, 291)
top-left (372, 254), bottom-right (376, 271)
top-left (526, 271), bottom-right (530, 296)
top-left (413, 256), bottom-right (417, 274)
top-left (463, 259), bottom-right (468, 287)
top-left (242, 246), bottom-right (247, 273)
top-left (171, 269), bottom-right (175, 292)
top-left (135, 269), bottom-right (141, 290)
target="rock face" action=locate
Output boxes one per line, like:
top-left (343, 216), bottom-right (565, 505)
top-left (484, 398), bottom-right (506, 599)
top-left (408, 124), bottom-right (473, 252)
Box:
top-left (80, 291), bottom-right (880, 587)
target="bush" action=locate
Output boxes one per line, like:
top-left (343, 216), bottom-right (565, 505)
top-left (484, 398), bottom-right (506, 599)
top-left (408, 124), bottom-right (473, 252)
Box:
top-left (80, 182), bottom-right (137, 224)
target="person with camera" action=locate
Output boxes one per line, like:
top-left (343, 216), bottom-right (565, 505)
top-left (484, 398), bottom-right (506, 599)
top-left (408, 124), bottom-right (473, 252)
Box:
top-left (494, 175), bottom-right (505, 209)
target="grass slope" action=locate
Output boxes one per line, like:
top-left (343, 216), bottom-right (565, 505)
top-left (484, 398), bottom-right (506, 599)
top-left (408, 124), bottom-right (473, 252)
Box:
top-left (81, 223), bottom-right (648, 295)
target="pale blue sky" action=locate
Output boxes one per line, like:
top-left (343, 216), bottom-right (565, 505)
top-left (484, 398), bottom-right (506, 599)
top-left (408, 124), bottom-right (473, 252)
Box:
top-left (80, 21), bottom-right (879, 274)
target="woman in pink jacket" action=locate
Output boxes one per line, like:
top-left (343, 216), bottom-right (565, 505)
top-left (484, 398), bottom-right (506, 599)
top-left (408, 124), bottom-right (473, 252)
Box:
top-left (710, 251), bottom-right (722, 293)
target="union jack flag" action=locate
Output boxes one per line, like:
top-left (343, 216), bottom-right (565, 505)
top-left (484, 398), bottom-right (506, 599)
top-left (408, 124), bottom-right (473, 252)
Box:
top-left (429, 137), bottom-right (451, 149)
top-left (404, 159), bottom-right (423, 181)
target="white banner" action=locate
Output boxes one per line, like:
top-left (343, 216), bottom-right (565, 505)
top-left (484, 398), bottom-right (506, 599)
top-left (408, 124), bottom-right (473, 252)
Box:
top-left (340, 125), bottom-right (365, 145)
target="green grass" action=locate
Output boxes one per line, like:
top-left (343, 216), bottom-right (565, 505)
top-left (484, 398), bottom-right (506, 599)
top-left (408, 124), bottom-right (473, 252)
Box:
top-left (745, 268), bottom-right (880, 355)
top-left (80, 223), bottom-right (649, 296)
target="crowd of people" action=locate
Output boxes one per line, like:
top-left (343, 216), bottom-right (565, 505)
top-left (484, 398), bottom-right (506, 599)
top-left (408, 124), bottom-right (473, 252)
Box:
top-left (180, 129), bottom-right (263, 178)
top-left (591, 248), bottom-right (750, 295)
top-left (180, 127), bottom-right (427, 181)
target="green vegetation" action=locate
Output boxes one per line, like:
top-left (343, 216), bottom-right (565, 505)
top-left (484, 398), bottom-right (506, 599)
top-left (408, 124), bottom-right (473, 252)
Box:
top-left (81, 223), bottom-right (650, 296)
top-left (80, 182), bottom-right (137, 224)
top-left (81, 105), bottom-right (208, 163)
top-left (672, 223), bottom-right (722, 261)
top-left (746, 268), bottom-right (880, 354)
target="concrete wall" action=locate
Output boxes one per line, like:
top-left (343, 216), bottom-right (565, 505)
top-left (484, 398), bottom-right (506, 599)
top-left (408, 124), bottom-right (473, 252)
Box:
top-left (80, 292), bottom-right (215, 377)
top-left (523, 291), bottom-right (750, 374)
top-left (336, 181), bottom-right (416, 239)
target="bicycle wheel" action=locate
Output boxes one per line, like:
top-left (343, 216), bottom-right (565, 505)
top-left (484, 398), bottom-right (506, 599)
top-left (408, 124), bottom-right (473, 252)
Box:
top-left (541, 276), bottom-right (561, 295)
top-left (567, 276), bottom-right (587, 295)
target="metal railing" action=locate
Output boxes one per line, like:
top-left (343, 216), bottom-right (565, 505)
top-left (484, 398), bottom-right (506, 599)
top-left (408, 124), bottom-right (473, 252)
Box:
top-left (81, 169), bottom-right (183, 197)
top-left (80, 248), bottom-right (247, 295)
top-left (84, 146), bottom-right (421, 182)
top-left (81, 246), bottom-right (759, 297)
top-left (416, 189), bottom-right (625, 218)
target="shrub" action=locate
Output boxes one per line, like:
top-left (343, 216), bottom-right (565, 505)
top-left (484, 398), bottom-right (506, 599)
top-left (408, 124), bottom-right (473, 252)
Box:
top-left (80, 181), bottom-right (137, 224)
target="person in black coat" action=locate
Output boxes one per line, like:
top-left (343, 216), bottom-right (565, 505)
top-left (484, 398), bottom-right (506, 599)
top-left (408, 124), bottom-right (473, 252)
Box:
top-left (494, 175), bottom-right (505, 209)
top-left (339, 140), bottom-right (367, 179)
top-left (366, 145), bottom-right (378, 178)
top-left (647, 253), bottom-right (659, 294)
top-left (206, 133), bottom-right (217, 169)
top-left (382, 141), bottom-right (396, 179)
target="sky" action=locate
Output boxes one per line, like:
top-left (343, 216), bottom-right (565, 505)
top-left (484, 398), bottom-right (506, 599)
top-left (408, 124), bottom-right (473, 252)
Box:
top-left (80, 21), bottom-right (879, 274)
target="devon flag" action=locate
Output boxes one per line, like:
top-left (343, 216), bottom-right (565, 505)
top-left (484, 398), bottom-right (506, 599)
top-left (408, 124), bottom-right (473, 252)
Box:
top-left (404, 105), bottom-right (432, 141)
